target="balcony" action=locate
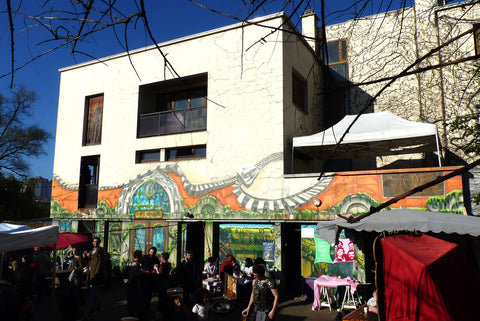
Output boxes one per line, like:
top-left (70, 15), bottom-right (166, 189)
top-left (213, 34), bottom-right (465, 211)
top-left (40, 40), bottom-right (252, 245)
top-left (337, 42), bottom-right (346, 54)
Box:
top-left (138, 105), bottom-right (207, 137)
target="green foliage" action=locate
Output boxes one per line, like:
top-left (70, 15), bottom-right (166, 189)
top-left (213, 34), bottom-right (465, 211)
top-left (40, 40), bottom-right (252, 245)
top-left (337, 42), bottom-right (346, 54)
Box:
top-left (0, 85), bottom-right (51, 177)
top-left (0, 174), bottom-right (49, 220)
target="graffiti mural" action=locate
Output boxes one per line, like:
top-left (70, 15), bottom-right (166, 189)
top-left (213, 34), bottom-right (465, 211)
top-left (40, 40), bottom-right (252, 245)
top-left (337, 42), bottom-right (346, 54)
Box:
top-left (51, 153), bottom-right (464, 270)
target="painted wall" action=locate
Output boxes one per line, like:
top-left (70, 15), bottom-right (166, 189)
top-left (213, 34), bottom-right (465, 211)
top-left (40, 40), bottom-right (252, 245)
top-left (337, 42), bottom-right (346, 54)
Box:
top-left (324, 0), bottom-right (480, 169)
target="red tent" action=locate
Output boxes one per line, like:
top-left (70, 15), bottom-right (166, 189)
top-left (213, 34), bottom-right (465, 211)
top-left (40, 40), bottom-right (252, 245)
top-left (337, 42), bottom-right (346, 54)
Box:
top-left (56, 232), bottom-right (89, 250)
top-left (381, 234), bottom-right (480, 321)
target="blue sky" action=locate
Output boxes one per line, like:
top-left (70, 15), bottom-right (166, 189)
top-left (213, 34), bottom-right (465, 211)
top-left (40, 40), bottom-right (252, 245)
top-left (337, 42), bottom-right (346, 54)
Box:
top-left (0, 0), bottom-right (415, 179)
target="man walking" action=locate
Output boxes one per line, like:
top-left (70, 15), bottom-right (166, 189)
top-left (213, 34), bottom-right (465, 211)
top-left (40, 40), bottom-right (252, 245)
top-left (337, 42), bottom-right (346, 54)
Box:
top-left (86, 236), bottom-right (107, 316)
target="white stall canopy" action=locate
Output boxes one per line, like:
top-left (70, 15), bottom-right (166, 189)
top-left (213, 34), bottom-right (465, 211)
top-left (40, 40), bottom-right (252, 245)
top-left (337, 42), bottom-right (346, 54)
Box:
top-left (292, 111), bottom-right (442, 166)
top-left (0, 223), bottom-right (58, 253)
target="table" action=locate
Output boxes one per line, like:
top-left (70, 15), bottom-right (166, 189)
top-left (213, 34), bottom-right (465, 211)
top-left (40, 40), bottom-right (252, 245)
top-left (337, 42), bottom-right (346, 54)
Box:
top-left (342, 304), bottom-right (377, 321)
top-left (312, 275), bottom-right (359, 311)
top-left (203, 277), bottom-right (223, 296)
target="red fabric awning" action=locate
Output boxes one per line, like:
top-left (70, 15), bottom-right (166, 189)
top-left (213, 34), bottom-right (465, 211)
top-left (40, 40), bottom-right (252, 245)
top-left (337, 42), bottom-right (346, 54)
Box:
top-left (56, 232), bottom-right (89, 250)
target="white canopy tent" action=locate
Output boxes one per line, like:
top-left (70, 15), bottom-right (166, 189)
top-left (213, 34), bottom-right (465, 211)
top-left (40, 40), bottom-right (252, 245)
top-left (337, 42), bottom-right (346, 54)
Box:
top-left (0, 223), bottom-right (58, 253)
top-left (0, 223), bottom-right (59, 320)
top-left (292, 111), bottom-right (442, 166)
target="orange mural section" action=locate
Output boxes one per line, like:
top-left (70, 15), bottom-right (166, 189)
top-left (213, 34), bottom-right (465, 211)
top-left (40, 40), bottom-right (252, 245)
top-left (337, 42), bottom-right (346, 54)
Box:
top-left (52, 179), bottom-right (122, 212)
top-left (98, 188), bottom-right (122, 208)
top-left (51, 180), bottom-right (79, 212)
top-left (299, 167), bottom-right (463, 212)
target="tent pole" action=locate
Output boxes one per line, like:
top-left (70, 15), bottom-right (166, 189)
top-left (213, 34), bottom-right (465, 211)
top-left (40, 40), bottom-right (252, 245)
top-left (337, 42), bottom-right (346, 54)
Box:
top-left (435, 131), bottom-right (442, 167)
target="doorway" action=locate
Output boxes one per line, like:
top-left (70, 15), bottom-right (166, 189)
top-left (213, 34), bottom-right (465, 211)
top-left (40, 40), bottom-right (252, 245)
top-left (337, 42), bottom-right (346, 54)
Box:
top-left (130, 220), bottom-right (168, 256)
top-left (185, 221), bottom-right (205, 267)
top-left (281, 222), bottom-right (302, 296)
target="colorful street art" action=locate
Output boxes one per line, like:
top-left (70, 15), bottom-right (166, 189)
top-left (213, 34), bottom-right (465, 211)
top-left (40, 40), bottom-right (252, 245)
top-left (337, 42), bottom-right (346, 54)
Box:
top-left (51, 153), bottom-right (465, 270)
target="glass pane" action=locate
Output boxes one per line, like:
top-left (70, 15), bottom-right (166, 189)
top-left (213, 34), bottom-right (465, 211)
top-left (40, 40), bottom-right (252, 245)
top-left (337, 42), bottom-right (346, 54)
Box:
top-left (195, 146), bottom-right (206, 156)
top-left (327, 41), bottom-right (340, 63)
top-left (185, 107), bottom-right (207, 132)
top-left (134, 226), bottom-right (146, 252)
top-left (159, 111), bottom-right (185, 135)
top-left (341, 40), bottom-right (347, 61)
top-left (138, 114), bottom-right (160, 137)
top-left (190, 96), bottom-right (205, 108)
top-left (153, 226), bottom-right (165, 252)
top-left (140, 150), bottom-right (160, 162)
top-left (175, 98), bottom-right (188, 110)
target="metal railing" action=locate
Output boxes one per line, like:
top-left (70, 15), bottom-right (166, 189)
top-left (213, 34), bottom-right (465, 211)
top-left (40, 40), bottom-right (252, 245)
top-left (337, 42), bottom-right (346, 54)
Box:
top-left (138, 106), bottom-right (207, 137)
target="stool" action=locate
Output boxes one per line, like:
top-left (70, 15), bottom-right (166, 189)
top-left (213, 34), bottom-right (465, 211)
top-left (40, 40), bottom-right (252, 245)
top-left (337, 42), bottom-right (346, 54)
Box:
top-left (341, 285), bottom-right (360, 310)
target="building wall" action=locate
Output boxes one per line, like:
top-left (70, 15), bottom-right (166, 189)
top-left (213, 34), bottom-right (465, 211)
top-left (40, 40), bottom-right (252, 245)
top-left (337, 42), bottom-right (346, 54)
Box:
top-left (51, 9), bottom-right (467, 273)
top-left (324, 0), bottom-right (480, 212)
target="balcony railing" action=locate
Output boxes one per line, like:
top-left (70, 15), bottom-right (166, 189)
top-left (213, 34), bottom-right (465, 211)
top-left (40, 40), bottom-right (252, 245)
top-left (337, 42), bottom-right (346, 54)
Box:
top-left (138, 106), bottom-right (207, 137)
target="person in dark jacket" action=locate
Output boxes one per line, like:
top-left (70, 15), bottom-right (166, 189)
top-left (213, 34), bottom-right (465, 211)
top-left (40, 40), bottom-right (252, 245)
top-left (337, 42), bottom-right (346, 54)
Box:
top-left (86, 236), bottom-right (107, 316)
top-left (142, 246), bottom-right (160, 312)
top-left (180, 250), bottom-right (202, 307)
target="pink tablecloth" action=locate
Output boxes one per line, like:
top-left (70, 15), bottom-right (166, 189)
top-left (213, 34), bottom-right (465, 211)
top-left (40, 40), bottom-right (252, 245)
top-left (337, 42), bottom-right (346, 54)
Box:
top-left (312, 275), bottom-right (358, 311)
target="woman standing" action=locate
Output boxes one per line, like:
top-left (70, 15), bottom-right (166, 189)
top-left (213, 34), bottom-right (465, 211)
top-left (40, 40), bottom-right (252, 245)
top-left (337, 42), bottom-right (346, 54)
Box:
top-left (241, 264), bottom-right (279, 321)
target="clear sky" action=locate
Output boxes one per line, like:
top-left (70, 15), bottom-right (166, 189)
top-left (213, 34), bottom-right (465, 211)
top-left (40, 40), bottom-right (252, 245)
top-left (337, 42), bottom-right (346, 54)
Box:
top-left (0, 0), bottom-right (416, 179)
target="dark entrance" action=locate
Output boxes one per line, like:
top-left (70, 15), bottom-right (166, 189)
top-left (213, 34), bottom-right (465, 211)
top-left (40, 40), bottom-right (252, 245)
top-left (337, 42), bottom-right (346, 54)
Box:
top-left (185, 221), bottom-right (205, 267)
top-left (281, 222), bottom-right (302, 296)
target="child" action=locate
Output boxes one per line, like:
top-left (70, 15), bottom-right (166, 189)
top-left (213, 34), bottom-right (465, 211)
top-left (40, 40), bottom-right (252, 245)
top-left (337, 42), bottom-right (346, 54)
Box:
top-left (169, 295), bottom-right (189, 321)
top-left (192, 288), bottom-right (211, 321)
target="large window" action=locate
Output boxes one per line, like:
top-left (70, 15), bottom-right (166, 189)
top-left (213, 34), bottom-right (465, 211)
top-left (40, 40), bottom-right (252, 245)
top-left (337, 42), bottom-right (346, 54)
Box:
top-left (83, 94), bottom-right (103, 146)
top-left (78, 155), bottom-right (100, 208)
top-left (138, 73), bottom-right (207, 137)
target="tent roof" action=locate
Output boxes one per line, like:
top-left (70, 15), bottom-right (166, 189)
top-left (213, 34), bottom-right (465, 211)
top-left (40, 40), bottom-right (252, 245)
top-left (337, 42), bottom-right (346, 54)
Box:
top-left (292, 111), bottom-right (440, 159)
top-left (0, 223), bottom-right (58, 252)
top-left (316, 208), bottom-right (480, 245)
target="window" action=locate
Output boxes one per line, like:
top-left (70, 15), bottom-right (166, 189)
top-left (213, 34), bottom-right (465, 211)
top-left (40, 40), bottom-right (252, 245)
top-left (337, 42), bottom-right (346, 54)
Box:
top-left (325, 39), bottom-right (348, 65)
top-left (292, 70), bottom-right (308, 112)
top-left (474, 24), bottom-right (480, 56)
top-left (166, 145), bottom-right (206, 161)
top-left (83, 94), bottom-right (103, 146)
top-left (78, 155), bottom-right (100, 208)
top-left (138, 73), bottom-right (207, 137)
top-left (136, 149), bottom-right (161, 163)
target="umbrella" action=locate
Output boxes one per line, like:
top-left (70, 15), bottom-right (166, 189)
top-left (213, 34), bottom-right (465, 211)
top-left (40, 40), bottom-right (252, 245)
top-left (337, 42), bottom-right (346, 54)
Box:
top-left (56, 232), bottom-right (90, 250)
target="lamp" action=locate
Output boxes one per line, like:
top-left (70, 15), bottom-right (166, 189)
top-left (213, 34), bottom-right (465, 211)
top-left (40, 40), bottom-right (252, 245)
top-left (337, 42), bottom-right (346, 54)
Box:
top-left (312, 198), bottom-right (322, 207)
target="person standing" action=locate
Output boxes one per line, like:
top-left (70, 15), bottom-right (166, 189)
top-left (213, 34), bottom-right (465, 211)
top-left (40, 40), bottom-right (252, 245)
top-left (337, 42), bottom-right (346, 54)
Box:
top-left (241, 264), bottom-right (279, 321)
top-left (126, 250), bottom-right (148, 320)
top-left (86, 236), bottom-right (107, 316)
top-left (180, 250), bottom-right (201, 306)
top-left (154, 252), bottom-right (172, 318)
top-left (142, 246), bottom-right (160, 312)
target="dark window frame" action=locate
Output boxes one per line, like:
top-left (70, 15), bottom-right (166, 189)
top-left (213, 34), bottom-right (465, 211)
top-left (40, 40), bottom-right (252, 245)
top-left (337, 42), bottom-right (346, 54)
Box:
top-left (135, 149), bottom-right (161, 164)
top-left (474, 24), bottom-right (480, 56)
top-left (82, 94), bottom-right (104, 146)
top-left (325, 39), bottom-right (348, 66)
top-left (166, 145), bottom-right (206, 161)
top-left (78, 155), bottom-right (100, 209)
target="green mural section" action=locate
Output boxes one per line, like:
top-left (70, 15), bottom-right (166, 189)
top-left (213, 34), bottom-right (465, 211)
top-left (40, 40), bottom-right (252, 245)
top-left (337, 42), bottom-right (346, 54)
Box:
top-left (219, 224), bottom-right (276, 267)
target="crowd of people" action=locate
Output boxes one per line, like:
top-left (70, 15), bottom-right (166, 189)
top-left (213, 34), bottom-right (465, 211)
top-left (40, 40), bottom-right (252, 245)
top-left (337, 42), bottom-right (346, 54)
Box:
top-left (1, 239), bottom-right (282, 321)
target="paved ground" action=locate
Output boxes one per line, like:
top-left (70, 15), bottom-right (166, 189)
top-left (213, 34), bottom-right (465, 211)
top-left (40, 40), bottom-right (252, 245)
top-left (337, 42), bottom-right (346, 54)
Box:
top-left (31, 280), bottom-right (346, 321)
